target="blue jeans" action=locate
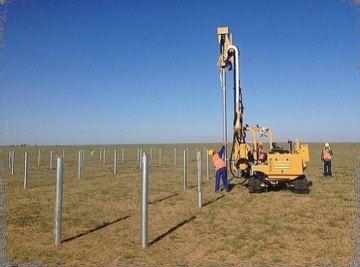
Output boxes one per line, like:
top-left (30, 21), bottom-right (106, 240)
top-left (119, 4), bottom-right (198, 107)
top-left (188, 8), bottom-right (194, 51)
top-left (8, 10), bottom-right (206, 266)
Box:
top-left (323, 160), bottom-right (332, 176)
top-left (215, 167), bottom-right (229, 191)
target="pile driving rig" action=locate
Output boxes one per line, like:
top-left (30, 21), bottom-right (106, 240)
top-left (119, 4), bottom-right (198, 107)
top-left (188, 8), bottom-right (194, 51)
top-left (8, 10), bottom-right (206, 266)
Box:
top-left (217, 27), bottom-right (310, 194)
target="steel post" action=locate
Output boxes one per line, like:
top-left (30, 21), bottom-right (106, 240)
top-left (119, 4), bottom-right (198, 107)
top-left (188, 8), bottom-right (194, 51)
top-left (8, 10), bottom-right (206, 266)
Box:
top-left (24, 153), bottom-right (28, 189)
top-left (114, 150), bottom-right (117, 174)
top-left (50, 150), bottom-right (53, 170)
top-left (206, 149), bottom-right (209, 180)
top-left (11, 151), bottom-right (15, 175)
top-left (197, 152), bottom-right (202, 208)
top-left (38, 149), bottom-right (41, 166)
top-left (54, 157), bottom-right (64, 246)
top-left (78, 150), bottom-right (81, 180)
top-left (141, 153), bottom-right (149, 249)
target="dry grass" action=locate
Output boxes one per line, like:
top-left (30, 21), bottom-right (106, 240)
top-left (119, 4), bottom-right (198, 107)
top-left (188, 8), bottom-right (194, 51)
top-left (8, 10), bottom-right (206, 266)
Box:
top-left (1, 142), bottom-right (359, 266)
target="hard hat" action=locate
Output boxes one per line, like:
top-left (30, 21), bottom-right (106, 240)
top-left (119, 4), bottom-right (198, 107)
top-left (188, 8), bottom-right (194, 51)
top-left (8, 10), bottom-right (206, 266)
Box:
top-left (324, 143), bottom-right (330, 147)
top-left (208, 149), bottom-right (214, 156)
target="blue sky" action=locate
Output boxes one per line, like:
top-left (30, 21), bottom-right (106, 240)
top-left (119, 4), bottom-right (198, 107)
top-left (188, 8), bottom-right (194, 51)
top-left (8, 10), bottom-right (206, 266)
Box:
top-left (0, 1), bottom-right (359, 145)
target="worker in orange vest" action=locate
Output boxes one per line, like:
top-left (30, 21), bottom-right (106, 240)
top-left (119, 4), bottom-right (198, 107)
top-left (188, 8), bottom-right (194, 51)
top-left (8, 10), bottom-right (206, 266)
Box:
top-left (321, 142), bottom-right (333, 177)
top-left (208, 143), bottom-right (230, 192)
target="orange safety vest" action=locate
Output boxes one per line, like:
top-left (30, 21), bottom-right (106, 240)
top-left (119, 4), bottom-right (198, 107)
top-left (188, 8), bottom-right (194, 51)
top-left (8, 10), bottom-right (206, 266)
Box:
top-left (322, 148), bottom-right (332, 161)
top-left (212, 153), bottom-right (226, 170)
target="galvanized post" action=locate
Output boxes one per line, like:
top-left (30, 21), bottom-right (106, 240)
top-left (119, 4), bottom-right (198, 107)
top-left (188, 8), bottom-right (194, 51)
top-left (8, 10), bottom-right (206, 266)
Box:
top-left (100, 148), bottom-right (102, 161)
top-left (174, 148), bottom-right (176, 165)
top-left (38, 149), bottom-right (41, 166)
top-left (62, 149), bottom-right (65, 161)
top-left (82, 149), bottom-right (85, 162)
top-left (137, 148), bottom-right (140, 161)
top-left (8, 150), bottom-right (11, 169)
top-left (50, 150), bottom-right (53, 170)
top-left (206, 149), bottom-right (210, 180)
top-left (114, 150), bottom-right (117, 174)
top-left (11, 151), bottom-right (15, 175)
top-left (54, 157), bottom-right (64, 246)
top-left (122, 148), bottom-right (124, 163)
top-left (103, 149), bottom-right (106, 164)
top-left (186, 148), bottom-right (189, 163)
top-left (197, 151), bottom-right (202, 208)
top-left (24, 153), bottom-right (28, 189)
top-left (141, 153), bottom-right (149, 249)
top-left (150, 148), bottom-right (153, 159)
top-left (78, 150), bottom-right (81, 180)
top-left (183, 150), bottom-right (187, 191)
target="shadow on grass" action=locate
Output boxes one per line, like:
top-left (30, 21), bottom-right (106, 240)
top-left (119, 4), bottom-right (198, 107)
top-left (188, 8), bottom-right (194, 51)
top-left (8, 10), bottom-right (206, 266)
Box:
top-left (62, 215), bottom-right (130, 243)
top-left (149, 193), bottom-right (179, 205)
top-left (187, 185), bottom-right (198, 190)
top-left (202, 194), bottom-right (224, 207)
top-left (149, 215), bottom-right (196, 246)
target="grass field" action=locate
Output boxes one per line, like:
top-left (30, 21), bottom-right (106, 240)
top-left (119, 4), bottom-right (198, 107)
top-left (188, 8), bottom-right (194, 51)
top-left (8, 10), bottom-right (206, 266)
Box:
top-left (1, 142), bottom-right (359, 266)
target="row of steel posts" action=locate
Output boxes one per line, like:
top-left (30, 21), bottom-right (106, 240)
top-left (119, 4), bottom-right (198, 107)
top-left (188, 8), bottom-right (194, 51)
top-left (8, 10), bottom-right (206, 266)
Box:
top-left (52, 150), bottom-right (207, 248)
top-left (9, 147), bottom-right (211, 183)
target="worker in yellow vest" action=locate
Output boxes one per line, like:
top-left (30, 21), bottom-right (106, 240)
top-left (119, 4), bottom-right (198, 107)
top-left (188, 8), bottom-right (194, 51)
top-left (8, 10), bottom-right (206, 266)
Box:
top-left (321, 142), bottom-right (333, 177)
top-left (208, 143), bottom-right (230, 192)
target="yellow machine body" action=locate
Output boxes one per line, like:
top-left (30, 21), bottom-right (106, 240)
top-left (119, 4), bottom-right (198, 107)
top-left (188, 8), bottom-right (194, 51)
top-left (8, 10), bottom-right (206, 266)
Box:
top-left (232, 127), bottom-right (310, 181)
top-left (251, 150), bottom-right (307, 180)
top-left (230, 126), bottom-right (311, 193)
